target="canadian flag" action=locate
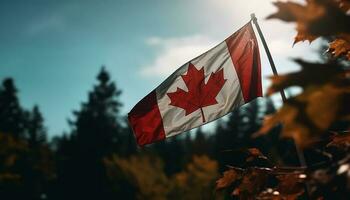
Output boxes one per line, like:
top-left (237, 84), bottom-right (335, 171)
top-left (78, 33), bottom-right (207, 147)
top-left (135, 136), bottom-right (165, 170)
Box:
top-left (128, 22), bottom-right (262, 146)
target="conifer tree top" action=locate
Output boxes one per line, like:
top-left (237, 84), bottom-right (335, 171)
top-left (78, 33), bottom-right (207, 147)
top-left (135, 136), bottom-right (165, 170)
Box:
top-left (97, 66), bottom-right (110, 84)
top-left (2, 78), bottom-right (17, 93)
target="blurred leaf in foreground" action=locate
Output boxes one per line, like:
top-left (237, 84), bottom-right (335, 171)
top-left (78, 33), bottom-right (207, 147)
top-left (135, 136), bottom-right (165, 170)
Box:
top-left (255, 60), bottom-right (350, 147)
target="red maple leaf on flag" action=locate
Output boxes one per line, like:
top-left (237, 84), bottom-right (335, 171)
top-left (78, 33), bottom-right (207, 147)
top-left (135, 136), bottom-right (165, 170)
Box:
top-left (167, 63), bottom-right (227, 123)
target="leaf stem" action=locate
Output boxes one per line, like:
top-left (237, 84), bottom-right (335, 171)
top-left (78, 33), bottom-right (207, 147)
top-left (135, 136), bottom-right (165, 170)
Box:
top-left (200, 107), bottom-right (206, 123)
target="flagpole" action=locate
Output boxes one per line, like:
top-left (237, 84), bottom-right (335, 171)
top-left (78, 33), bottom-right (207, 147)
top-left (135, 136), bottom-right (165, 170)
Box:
top-left (250, 13), bottom-right (309, 198)
top-left (250, 13), bottom-right (306, 166)
top-left (250, 13), bottom-right (287, 103)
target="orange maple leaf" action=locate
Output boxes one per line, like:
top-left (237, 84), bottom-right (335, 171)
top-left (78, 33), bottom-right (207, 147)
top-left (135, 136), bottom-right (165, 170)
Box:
top-left (267, 0), bottom-right (350, 44)
top-left (329, 38), bottom-right (350, 59)
top-left (167, 63), bottom-right (226, 122)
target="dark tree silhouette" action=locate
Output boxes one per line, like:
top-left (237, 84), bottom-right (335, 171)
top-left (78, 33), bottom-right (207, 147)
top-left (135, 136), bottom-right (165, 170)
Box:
top-left (71, 66), bottom-right (123, 156)
top-left (192, 127), bottom-right (209, 156)
top-left (0, 78), bottom-right (53, 200)
top-left (118, 119), bottom-right (137, 157)
top-left (151, 136), bottom-right (186, 175)
top-left (26, 105), bottom-right (47, 147)
top-left (54, 67), bottom-right (124, 199)
top-left (0, 78), bottom-right (26, 138)
top-left (212, 98), bottom-right (296, 170)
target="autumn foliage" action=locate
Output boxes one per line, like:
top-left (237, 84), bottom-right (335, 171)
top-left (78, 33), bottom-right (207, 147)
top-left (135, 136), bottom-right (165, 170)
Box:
top-left (216, 149), bottom-right (306, 199)
top-left (216, 0), bottom-right (350, 199)
top-left (0, 133), bottom-right (54, 199)
top-left (257, 0), bottom-right (350, 147)
top-left (104, 154), bottom-right (219, 200)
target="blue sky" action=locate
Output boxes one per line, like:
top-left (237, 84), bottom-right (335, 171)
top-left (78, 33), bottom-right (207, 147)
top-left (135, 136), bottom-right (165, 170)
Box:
top-left (0, 0), bottom-right (321, 136)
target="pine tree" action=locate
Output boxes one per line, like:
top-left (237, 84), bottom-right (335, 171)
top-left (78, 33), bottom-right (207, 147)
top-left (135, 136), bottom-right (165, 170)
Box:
top-left (118, 122), bottom-right (137, 157)
top-left (0, 79), bottom-right (53, 200)
top-left (70, 66), bottom-right (123, 156)
top-left (192, 128), bottom-right (208, 155)
top-left (151, 136), bottom-right (186, 175)
top-left (241, 99), bottom-right (261, 136)
top-left (55, 67), bottom-right (124, 199)
top-left (214, 107), bottom-right (242, 152)
top-left (26, 105), bottom-right (47, 147)
top-left (183, 132), bottom-right (193, 162)
top-left (0, 78), bottom-right (25, 138)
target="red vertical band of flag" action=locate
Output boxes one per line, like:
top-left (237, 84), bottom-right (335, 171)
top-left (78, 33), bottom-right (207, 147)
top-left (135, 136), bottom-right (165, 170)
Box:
top-left (128, 90), bottom-right (165, 146)
top-left (225, 23), bottom-right (262, 102)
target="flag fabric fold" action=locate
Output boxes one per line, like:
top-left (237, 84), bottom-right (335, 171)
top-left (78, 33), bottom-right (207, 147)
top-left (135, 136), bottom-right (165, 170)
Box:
top-left (128, 22), bottom-right (262, 146)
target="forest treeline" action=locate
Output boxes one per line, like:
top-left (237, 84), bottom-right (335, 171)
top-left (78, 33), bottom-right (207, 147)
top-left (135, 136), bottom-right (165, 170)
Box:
top-left (0, 67), bottom-right (298, 199)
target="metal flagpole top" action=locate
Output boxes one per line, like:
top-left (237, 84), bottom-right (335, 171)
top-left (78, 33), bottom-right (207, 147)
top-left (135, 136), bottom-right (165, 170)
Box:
top-left (250, 13), bottom-right (257, 21)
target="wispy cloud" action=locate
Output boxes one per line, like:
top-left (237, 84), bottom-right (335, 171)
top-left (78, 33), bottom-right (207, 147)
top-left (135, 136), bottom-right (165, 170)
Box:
top-left (26, 14), bottom-right (66, 36)
top-left (140, 35), bottom-right (218, 77)
top-left (139, 34), bottom-right (319, 79)
top-left (269, 38), bottom-right (322, 58)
